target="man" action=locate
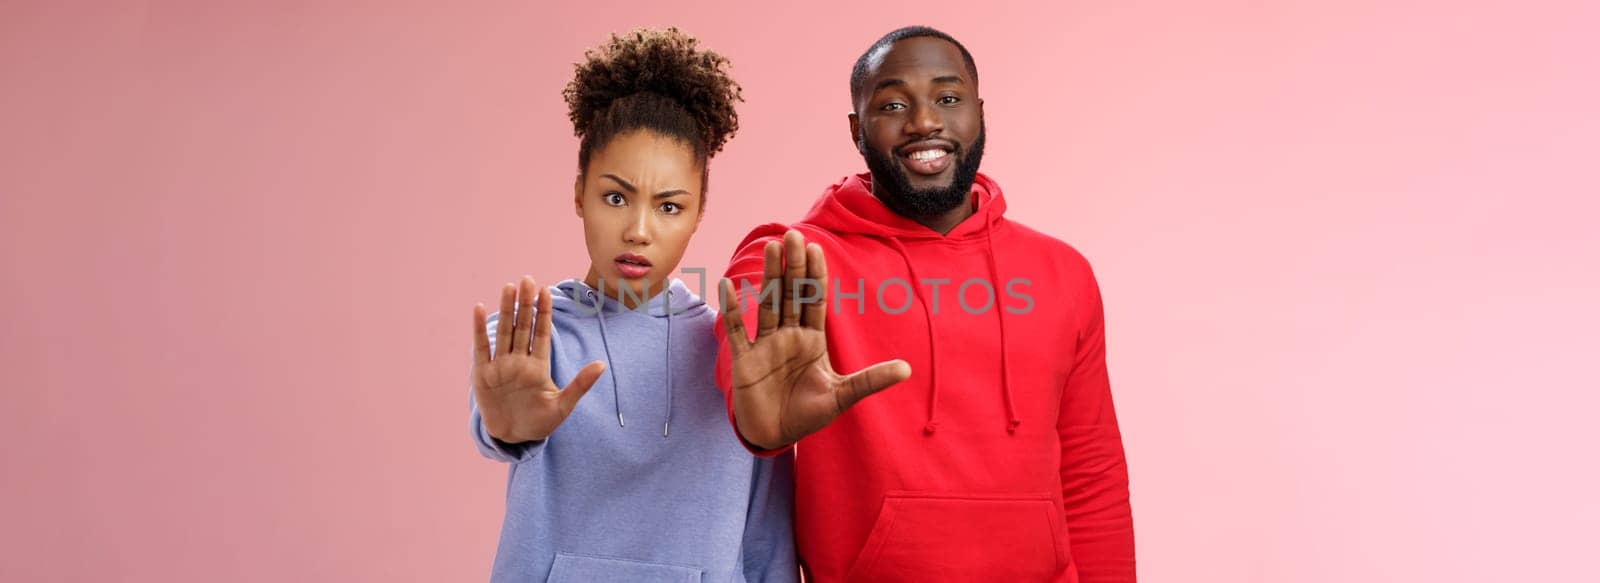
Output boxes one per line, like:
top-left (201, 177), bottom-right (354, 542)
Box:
top-left (715, 26), bottom-right (1135, 582)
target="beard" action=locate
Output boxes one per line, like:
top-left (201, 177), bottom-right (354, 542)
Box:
top-left (859, 123), bottom-right (986, 221)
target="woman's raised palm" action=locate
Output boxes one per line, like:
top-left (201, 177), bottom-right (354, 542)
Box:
top-left (472, 277), bottom-right (606, 444)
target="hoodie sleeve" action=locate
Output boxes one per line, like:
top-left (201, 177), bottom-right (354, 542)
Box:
top-left (714, 224), bottom-right (795, 456)
top-left (738, 451), bottom-right (799, 582)
top-left (1058, 262), bottom-right (1137, 581)
top-left (468, 312), bottom-right (548, 464)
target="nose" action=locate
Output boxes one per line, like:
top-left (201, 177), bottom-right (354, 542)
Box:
top-left (623, 207), bottom-right (652, 245)
top-left (905, 102), bottom-right (943, 137)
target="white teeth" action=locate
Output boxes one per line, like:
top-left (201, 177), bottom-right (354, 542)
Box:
top-left (909, 149), bottom-right (947, 162)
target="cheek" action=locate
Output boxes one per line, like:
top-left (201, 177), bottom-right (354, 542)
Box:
top-left (659, 216), bottom-right (697, 257)
top-left (580, 210), bottom-right (613, 255)
top-left (873, 119), bottom-right (898, 141)
top-left (865, 129), bottom-right (896, 155)
top-left (951, 112), bottom-right (982, 138)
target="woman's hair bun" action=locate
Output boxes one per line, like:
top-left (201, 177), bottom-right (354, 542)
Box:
top-left (564, 27), bottom-right (742, 159)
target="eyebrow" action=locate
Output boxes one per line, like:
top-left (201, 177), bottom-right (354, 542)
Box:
top-left (601, 174), bottom-right (690, 199)
top-left (872, 74), bottom-right (966, 94)
top-left (872, 78), bottom-right (908, 93)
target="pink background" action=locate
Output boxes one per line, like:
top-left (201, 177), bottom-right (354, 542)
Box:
top-left (4, 0), bottom-right (1597, 581)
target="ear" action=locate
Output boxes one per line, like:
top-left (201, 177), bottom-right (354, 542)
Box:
top-left (572, 174), bottom-right (584, 218)
top-left (978, 98), bottom-right (985, 119)
top-left (848, 111), bottom-right (864, 154)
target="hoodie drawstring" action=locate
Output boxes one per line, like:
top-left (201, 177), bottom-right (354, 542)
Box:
top-left (879, 208), bottom-right (1019, 435)
top-left (883, 237), bottom-right (942, 434)
top-left (663, 285), bottom-right (674, 438)
top-left (587, 283), bottom-right (676, 437)
top-left (588, 289), bottom-right (626, 428)
top-left (985, 226), bottom-right (1020, 434)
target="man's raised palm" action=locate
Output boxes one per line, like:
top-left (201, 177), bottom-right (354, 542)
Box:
top-left (720, 230), bottom-right (911, 450)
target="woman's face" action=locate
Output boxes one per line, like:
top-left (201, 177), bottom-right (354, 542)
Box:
top-left (575, 130), bottom-right (703, 307)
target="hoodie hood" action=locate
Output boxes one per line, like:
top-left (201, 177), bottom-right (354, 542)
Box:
top-left (798, 172), bottom-right (1020, 435)
top-left (552, 277), bottom-right (707, 436)
top-left (552, 277), bottom-right (706, 318)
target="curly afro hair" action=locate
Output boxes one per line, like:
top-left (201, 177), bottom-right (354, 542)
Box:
top-left (564, 28), bottom-right (743, 187)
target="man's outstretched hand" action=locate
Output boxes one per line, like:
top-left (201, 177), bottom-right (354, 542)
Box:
top-left (719, 230), bottom-right (912, 450)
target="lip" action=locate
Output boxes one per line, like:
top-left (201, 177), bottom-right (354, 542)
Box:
top-left (897, 139), bottom-right (957, 176)
top-left (614, 253), bottom-right (652, 279)
top-left (897, 139), bottom-right (956, 157)
top-left (615, 252), bottom-right (652, 267)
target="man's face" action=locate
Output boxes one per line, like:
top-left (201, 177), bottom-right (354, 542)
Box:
top-left (851, 37), bottom-right (985, 221)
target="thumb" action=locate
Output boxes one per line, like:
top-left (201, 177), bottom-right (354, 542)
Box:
top-left (835, 359), bottom-right (912, 411)
top-left (558, 361), bottom-right (608, 415)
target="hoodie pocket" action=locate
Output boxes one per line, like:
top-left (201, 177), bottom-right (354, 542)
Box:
top-left (846, 492), bottom-right (1066, 582)
top-left (546, 552), bottom-right (702, 583)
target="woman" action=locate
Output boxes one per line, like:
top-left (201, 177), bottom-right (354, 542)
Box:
top-left (466, 29), bottom-right (795, 582)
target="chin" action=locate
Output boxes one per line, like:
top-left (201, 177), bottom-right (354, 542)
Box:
top-left (599, 274), bottom-right (635, 292)
top-left (907, 175), bottom-right (955, 191)
top-left (621, 277), bottom-right (654, 295)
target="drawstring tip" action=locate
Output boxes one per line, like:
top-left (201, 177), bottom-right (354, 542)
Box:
top-left (663, 422), bottom-right (670, 438)
top-left (1007, 419), bottom-right (1021, 434)
top-left (617, 412), bottom-right (625, 427)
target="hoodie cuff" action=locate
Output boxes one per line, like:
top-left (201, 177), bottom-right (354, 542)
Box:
top-left (474, 416), bottom-right (547, 463)
top-left (736, 431), bottom-right (795, 458)
top-left (490, 435), bottom-right (545, 460)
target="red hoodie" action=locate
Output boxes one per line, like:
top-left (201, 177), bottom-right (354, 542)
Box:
top-left (715, 173), bottom-right (1135, 582)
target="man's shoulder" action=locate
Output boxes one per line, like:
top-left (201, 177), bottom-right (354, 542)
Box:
top-left (731, 221), bottom-right (845, 253)
top-left (999, 218), bottom-right (1096, 273)
top-left (732, 222), bottom-right (789, 247)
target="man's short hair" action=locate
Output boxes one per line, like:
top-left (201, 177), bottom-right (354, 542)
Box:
top-left (849, 26), bottom-right (979, 107)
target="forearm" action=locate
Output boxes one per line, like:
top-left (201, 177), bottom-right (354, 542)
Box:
top-left (1058, 268), bottom-right (1135, 580)
top-left (740, 452), bottom-right (798, 582)
top-left (1059, 422), bottom-right (1135, 581)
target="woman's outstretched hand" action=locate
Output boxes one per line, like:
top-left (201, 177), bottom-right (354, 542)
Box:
top-left (472, 276), bottom-right (607, 444)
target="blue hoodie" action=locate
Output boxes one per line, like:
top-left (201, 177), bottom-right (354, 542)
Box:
top-left (470, 278), bottom-right (796, 582)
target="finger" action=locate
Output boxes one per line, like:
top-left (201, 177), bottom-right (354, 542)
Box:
top-left (836, 359), bottom-right (913, 412)
top-left (472, 303), bottom-right (491, 365)
top-left (512, 276), bottom-right (536, 354)
top-left (756, 240), bottom-right (781, 339)
top-left (780, 230), bottom-right (806, 327)
top-left (532, 285), bottom-right (554, 359)
top-left (801, 242), bottom-right (828, 331)
top-left (495, 282), bottom-right (516, 355)
top-left (558, 361), bottom-right (608, 416)
top-left (718, 278), bottom-right (750, 357)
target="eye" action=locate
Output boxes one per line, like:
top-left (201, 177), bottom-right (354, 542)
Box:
top-left (603, 192), bottom-right (625, 206)
top-left (880, 102), bottom-right (905, 112)
top-left (938, 95), bottom-right (961, 105)
top-left (659, 201), bottom-right (682, 215)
